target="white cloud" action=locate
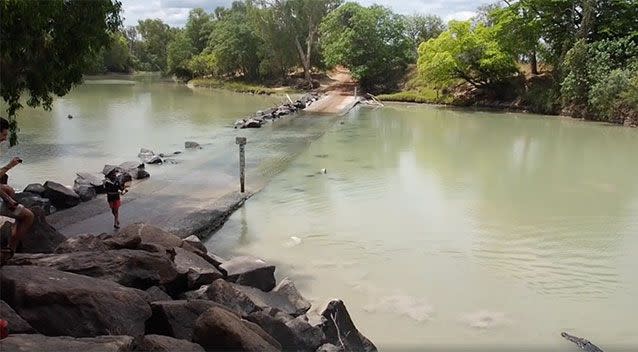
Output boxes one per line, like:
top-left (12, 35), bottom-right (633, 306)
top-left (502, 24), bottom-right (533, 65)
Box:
top-left (120, 0), bottom-right (495, 27)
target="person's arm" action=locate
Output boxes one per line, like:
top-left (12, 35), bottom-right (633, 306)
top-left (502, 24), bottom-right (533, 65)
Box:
top-left (0, 157), bottom-right (21, 178)
top-left (0, 186), bottom-right (18, 210)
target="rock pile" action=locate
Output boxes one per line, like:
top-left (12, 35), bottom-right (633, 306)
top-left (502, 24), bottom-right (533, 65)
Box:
top-left (0, 222), bottom-right (376, 352)
top-left (234, 93), bottom-right (321, 129)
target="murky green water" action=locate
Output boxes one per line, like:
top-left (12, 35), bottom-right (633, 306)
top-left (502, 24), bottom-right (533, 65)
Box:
top-left (209, 104), bottom-right (638, 350)
top-left (1, 80), bottom-right (282, 190)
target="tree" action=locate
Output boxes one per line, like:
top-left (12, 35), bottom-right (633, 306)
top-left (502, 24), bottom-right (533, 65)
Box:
top-left (489, 4), bottom-right (542, 74)
top-left (167, 30), bottom-right (195, 78)
top-left (320, 3), bottom-right (413, 92)
top-left (417, 21), bottom-right (518, 89)
top-left (0, 0), bottom-right (121, 145)
top-left (185, 8), bottom-right (213, 53)
top-left (405, 14), bottom-right (445, 47)
top-left (249, 4), bottom-right (298, 79)
top-left (136, 19), bottom-right (176, 72)
top-left (208, 2), bottom-right (262, 79)
top-left (103, 32), bottom-right (132, 73)
top-left (254, 0), bottom-right (341, 87)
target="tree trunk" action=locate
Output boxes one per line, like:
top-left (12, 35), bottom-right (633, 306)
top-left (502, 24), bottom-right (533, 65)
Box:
top-left (294, 38), bottom-right (312, 88)
top-left (530, 50), bottom-right (539, 75)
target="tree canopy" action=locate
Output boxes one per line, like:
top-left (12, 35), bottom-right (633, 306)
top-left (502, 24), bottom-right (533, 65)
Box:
top-left (0, 0), bottom-right (122, 145)
top-left (320, 2), bottom-right (413, 92)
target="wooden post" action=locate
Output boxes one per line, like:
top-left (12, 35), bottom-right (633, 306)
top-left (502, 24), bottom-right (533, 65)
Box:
top-left (235, 137), bottom-right (247, 193)
top-left (354, 87), bottom-right (357, 97)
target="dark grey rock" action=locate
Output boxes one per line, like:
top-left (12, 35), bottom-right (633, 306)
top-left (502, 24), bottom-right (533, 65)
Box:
top-left (182, 235), bottom-right (207, 254)
top-left (0, 300), bottom-right (36, 334)
top-left (18, 207), bottom-right (66, 254)
top-left (8, 249), bottom-right (179, 290)
top-left (145, 286), bottom-right (173, 302)
top-left (203, 279), bottom-right (260, 316)
top-left (55, 233), bottom-right (112, 253)
top-left (319, 300), bottom-right (377, 352)
top-left (0, 266), bottom-right (151, 337)
top-left (23, 184), bottom-right (46, 196)
top-left (73, 184), bottom-right (97, 202)
top-left (43, 181), bottom-right (80, 209)
top-left (232, 280), bottom-right (310, 317)
top-left (185, 141), bottom-right (201, 149)
top-left (14, 192), bottom-right (51, 215)
top-left (220, 256), bottom-right (276, 291)
top-left (146, 300), bottom-right (231, 340)
top-left (135, 335), bottom-right (204, 352)
top-left (193, 307), bottom-right (280, 352)
top-left (174, 247), bottom-right (224, 289)
top-left (0, 334), bottom-right (134, 352)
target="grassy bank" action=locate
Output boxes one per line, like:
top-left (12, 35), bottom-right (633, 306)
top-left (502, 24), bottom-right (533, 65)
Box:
top-left (377, 87), bottom-right (454, 105)
top-left (188, 78), bottom-right (300, 95)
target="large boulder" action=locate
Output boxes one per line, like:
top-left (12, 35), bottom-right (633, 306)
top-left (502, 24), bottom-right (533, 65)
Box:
top-left (102, 165), bottom-right (124, 176)
top-left (220, 256), bottom-right (276, 291)
top-left (75, 172), bottom-right (105, 194)
top-left (119, 223), bottom-right (183, 249)
top-left (43, 181), bottom-right (80, 209)
top-left (23, 183), bottom-right (46, 196)
top-left (232, 279), bottom-right (311, 317)
top-left (73, 184), bottom-right (97, 202)
top-left (146, 300), bottom-right (230, 340)
top-left (182, 235), bottom-right (207, 254)
top-left (0, 266), bottom-right (151, 337)
top-left (247, 308), bottom-right (324, 352)
top-left (8, 249), bottom-right (178, 290)
top-left (174, 247), bottom-right (224, 289)
top-left (0, 334), bottom-right (134, 352)
top-left (119, 161), bottom-right (149, 180)
top-left (136, 335), bottom-right (204, 352)
top-left (55, 233), bottom-right (112, 253)
top-left (193, 307), bottom-right (280, 352)
top-left (318, 300), bottom-right (377, 352)
top-left (0, 300), bottom-right (35, 334)
top-left (13, 192), bottom-right (51, 215)
top-left (145, 286), bottom-right (173, 302)
top-left (17, 207), bottom-right (66, 254)
top-left (203, 279), bottom-right (260, 316)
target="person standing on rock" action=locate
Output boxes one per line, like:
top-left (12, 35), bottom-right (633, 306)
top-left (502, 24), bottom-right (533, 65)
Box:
top-left (0, 117), bottom-right (34, 265)
top-left (105, 170), bottom-right (128, 229)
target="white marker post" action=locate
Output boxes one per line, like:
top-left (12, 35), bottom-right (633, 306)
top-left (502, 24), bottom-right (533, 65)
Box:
top-left (235, 137), bottom-right (247, 193)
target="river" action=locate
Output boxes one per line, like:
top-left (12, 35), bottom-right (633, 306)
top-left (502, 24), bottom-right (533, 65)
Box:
top-left (4, 81), bottom-right (638, 350)
top-left (208, 104), bottom-right (638, 350)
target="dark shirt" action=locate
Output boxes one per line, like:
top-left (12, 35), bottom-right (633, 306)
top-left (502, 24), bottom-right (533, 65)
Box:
top-left (105, 179), bottom-right (121, 202)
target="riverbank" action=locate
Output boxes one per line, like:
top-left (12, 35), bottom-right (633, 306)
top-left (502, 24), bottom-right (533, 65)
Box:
top-left (188, 78), bottom-right (301, 96)
top-left (1, 222), bottom-right (376, 352)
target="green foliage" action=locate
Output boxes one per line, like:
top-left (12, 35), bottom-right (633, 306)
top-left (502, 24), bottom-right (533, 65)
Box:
top-left (405, 14), bottom-right (445, 48)
top-left (207, 3), bottom-right (262, 80)
top-left (167, 31), bottom-right (195, 78)
top-left (185, 8), bottom-right (213, 53)
top-left (188, 78), bottom-right (299, 95)
top-left (417, 21), bottom-right (518, 89)
top-left (103, 33), bottom-right (132, 73)
top-left (320, 3), bottom-right (414, 92)
top-left (0, 0), bottom-right (121, 145)
top-left (621, 72), bottom-right (638, 109)
top-left (188, 53), bottom-right (218, 77)
top-left (137, 19), bottom-right (177, 72)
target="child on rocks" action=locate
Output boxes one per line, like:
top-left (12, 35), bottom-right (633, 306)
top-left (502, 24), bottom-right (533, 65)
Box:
top-left (104, 171), bottom-right (128, 229)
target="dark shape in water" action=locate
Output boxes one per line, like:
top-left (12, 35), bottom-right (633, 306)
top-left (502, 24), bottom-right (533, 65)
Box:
top-left (561, 332), bottom-right (604, 352)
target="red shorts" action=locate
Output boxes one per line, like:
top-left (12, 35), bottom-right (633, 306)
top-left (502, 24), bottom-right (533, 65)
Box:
top-left (108, 199), bottom-right (121, 210)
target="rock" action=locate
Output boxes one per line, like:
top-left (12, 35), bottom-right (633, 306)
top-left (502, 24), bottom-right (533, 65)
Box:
top-left (104, 230), bottom-right (142, 249)
top-left (145, 286), bottom-right (173, 302)
top-left (23, 183), bottom-right (46, 196)
top-left (119, 223), bottom-right (183, 249)
top-left (142, 155), bottom-right (163, 165)
top-left (185, 141), bottom-right (201, 149)
top-left (182, 235), bottom-right (207, 254)
top-left (0, 300), bottom-right (35, 334)
top-left (231, 280), bottom-right (310, 317)
top-left (136, 169), bottom-right (151, 179)
top-left (13, 192), bottom-right (51, 215)
top-left (202, 252), bottom-right (226, 270)
top-left (174, 247), bottom-right (224, 289)
top-left (319, 300), bottom-right (377, 352)
top-left (242, 319), bottom-right (283, 350)
top-left (76, 172), bottom-right (105, 188)
top-left (0, 266), bottom-right (151, 337)
top-left (55, 233), bottom-right (112, 253)
top-left (138, 148), bottom-right (155, 158)
top-left (9, 249), bottom-right (178, 290)
top-left (203, 279), bottom-right (260, 316)
top-left (18, 207), bottom-right (66, 254)
top-left (221, 256), bottom-right (276, 291)
top-left (146, 300), bottom-right (230, 340)
top-left (102, 165), bottom-right (123, 176)
top-left (0, 334), bottom-right (134, 352)
top-left (316, 343), bottom-right (343, 352)
top-left (234, 119), bottom-right (246, 129)
top-left (178, 285), bottom-right (209, 300)
top-left (241, 119), bottom-right (262, 129)
top-left (43, 181), bottom-right (80, 209)
top-left (119, 161), bottom-right (149, 180)
top-left (193, 307), bottom-right (280, 352)
top-left (247, 306), bottom-right (325, 351)
top-left (272, 278), bottom-right (311, 316)
top-left (135, 335), bottom-right (204, 352)
top-left (73, 184), bottom-right (97, 202)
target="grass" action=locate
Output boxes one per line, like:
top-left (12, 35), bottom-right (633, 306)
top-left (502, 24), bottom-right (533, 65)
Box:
top-left (188, 78), bottom-right (300, 95)
top-left (377, 87), bottom-right (454, 104)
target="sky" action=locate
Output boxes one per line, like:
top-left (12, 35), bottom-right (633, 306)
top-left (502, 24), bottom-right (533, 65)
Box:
top-left (120, 0), bottom-right (496, 27)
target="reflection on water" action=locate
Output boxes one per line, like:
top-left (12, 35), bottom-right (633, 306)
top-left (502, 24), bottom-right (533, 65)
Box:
top-left (209, 104), bottom-right (638, 349)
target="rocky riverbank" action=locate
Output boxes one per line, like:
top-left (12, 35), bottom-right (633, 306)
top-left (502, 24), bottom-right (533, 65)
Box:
top-left (234, 92), bottom-right (321, 129)
top-left (0, 221), bottom-right (376, 352)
